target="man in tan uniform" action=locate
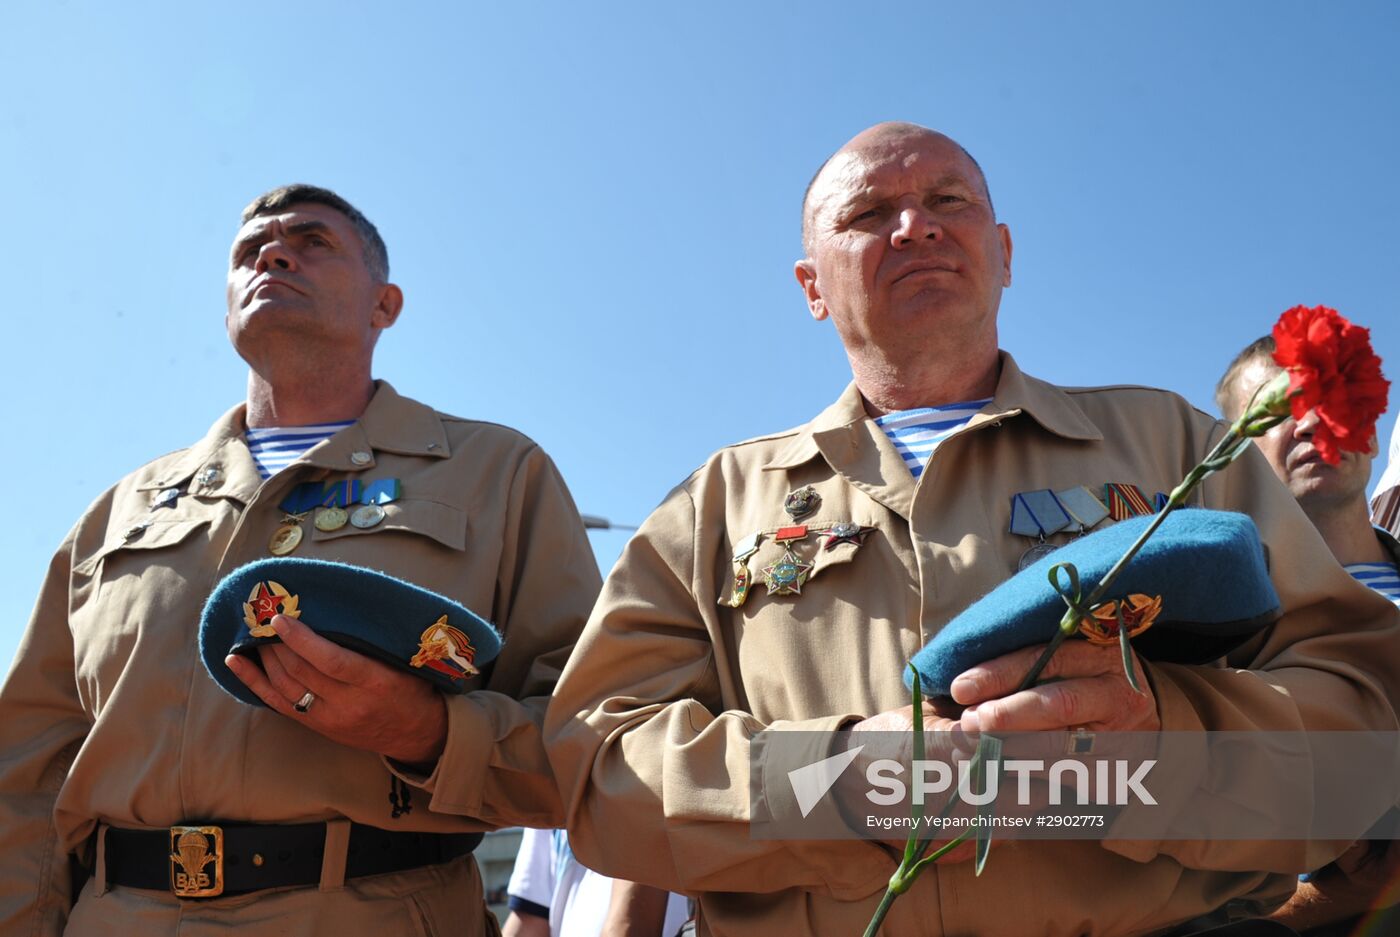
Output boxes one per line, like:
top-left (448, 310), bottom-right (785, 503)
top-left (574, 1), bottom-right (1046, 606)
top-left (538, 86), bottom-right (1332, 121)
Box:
top-left (0, 185), bottom-right (601, 936)
top-left (545, 124), bottom-right (1400, 936)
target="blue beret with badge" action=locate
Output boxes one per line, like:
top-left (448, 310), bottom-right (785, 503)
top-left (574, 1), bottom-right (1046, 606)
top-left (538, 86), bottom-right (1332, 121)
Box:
top-left (199, 557), bottom-right (503, 706)
top-left (908, 510), bottom-right (1281, 698)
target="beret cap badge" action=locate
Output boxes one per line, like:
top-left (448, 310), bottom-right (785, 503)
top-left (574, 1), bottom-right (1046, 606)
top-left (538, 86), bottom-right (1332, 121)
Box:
top-left (410, 615), bottom-right (479, 680)
top-left (241, 581), bottom-right (301, 638)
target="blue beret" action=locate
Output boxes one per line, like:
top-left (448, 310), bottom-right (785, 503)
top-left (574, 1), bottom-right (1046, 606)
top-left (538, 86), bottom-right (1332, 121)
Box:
top-left (908, 510), bottom-right (1280, 697)
top-left (200, 557), bottom-right (503, 706)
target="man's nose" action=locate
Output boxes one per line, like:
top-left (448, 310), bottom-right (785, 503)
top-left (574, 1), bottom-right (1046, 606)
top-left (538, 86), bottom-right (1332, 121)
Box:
top-left (891, 206), bottom-right (941, 246)
top-left (1293, 408), bottom-right (1320, 437)
top-left (254, 240), bottom-right (296, 274)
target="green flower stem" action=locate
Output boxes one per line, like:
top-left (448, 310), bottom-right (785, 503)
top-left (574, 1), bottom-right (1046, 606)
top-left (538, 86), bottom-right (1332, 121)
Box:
top-left (860, 412), bottom-right (1272, 935)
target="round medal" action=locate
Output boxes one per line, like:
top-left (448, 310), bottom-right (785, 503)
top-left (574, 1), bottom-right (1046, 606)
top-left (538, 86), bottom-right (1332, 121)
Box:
top-left (1016, 541), bottom-right (1059, 571)
top-left (316, 506), bottom-right (349, 532)
top-left (269, 523), bottom-right (303, 556)
top-left (350, 503), bottom-right (386, 529)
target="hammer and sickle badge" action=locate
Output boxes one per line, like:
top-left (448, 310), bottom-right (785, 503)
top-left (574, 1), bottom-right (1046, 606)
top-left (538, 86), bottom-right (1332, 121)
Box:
top-left (242, 580), bottom-right (302, 637)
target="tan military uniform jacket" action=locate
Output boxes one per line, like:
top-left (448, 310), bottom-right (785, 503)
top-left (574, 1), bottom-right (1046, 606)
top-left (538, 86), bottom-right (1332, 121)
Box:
top-left (0, 381), bottom-right (601, 937)
top-left (546, 353), bottom-right (1400, 937)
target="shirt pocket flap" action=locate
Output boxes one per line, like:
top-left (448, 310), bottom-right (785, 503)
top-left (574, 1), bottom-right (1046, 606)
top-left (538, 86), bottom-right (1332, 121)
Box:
top-left (309, 499), bottom-right (467, 552)
top-left (74, 518), bottom-right (212, 576)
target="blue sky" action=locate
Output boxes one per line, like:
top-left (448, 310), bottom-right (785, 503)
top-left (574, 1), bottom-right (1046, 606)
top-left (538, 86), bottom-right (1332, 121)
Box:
top-left (3, 2), bottom-right (1397, 666)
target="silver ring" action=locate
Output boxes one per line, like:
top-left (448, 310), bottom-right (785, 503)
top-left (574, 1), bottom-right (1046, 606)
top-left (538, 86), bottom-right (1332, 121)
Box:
top-left (293, 691), bottom-right (316, 714)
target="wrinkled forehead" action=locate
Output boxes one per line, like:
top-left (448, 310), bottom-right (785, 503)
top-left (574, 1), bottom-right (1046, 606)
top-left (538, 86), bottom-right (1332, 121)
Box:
top-left (230, 202), bottom-right (356, 251)
top-left (813, 134), bottom-right (982, 213)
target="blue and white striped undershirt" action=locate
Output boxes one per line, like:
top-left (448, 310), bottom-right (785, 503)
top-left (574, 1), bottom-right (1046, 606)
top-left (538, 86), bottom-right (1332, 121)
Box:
top-left (245, 422), bottom-right (354, 480)
top-left (874, 399), bottom-right (992, 479)
top-left (1345, 563), bottom-right (1400, 609)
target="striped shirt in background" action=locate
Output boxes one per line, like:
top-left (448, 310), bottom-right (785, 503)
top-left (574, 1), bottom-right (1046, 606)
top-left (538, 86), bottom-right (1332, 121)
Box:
top-left (1345, 563), bottom-right (1400, 609)
top-left (245, 422), bottom-right (355, 480)
top-left (874, 399), bottom-right (992, 479)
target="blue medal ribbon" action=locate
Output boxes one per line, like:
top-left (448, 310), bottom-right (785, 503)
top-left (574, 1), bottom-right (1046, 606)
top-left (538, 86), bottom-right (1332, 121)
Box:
top-left (362, 479), bottom-right (403, 505)
top-left (1009, 489), bottom-right (1072, 538)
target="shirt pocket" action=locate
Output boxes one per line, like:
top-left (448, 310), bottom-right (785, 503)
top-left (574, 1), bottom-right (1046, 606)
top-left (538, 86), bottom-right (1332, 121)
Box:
top-left (69, 518), bottom-right (213, 704)
top-left (308, 499), bottom-right (467, 552)
top-left (73, 518), bottom-right (213, 604)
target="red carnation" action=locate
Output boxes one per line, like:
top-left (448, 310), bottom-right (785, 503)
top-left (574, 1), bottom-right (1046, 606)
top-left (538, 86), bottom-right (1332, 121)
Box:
top-left (1271, 305), bottom-right (1389, 465)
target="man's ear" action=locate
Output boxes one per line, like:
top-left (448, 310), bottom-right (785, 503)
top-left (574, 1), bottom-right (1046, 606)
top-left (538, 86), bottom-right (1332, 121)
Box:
top-left (372, 283), bottom-right (404, 330)
top-left (998, 224), bottom-right (1014, 288)
top-left (794, 259), bottom-right (827, 321)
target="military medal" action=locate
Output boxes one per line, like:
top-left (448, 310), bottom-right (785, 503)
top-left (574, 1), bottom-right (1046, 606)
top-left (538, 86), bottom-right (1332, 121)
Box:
top-left (762, 526), bottom-right (813, 596)
top-left (821, 522), bottom-right (869, 550)
top-left (315, 506), bottom-right (349, 531)
top-left (242, 580), bottom-right (302, 637)
top-left (1055, 486), bottom-right (1110, 534)
top-left (279, 481), bottom-right (327, 515)
top-left (721, 532), bottom-right (762, 608)
top-left (783, 486), bottom-right (820, 521)
top-left (362, 478), bottom-right (403, 505)
top-left (1009, 489), bottom-right (1072, 570)
top-left (268, 517), bottom-right (306, 556)
top-left (1103, 483), bottom-right (1153, 520)
top-left (321, 479), bottom-right (364, 508)
top-left (350, 503), bottom-right (386, 529)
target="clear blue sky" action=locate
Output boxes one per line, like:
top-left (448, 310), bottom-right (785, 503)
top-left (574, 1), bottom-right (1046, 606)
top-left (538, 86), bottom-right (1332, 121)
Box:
top-left (3, 2), bottom-right (1397, 667)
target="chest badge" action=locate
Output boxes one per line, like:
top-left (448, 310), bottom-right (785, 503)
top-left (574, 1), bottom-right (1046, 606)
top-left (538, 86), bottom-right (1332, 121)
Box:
top-left (821, 522), bottom-right (870, 550)
top-left (762, 525), bottom-right (813, 596)
top-left (783, 486), bottom-right (821, 521)
top-left (720, 532), bottom-right (763, 608)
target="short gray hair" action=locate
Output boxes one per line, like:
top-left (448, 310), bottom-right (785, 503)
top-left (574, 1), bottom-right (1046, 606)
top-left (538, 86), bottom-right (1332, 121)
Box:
top-left (241, 184), bottom-right (389, 282)
top-left (1215, 335), bottom-right (1277, 420)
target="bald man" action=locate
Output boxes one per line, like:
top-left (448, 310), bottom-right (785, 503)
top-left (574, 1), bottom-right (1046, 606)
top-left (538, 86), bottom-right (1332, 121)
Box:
top-left (545, 123), bottom-right (1400, 936)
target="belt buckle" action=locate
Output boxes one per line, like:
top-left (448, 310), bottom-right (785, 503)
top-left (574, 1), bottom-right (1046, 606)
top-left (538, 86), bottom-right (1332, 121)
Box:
top-left (169, 825), bottom-right (224, 898)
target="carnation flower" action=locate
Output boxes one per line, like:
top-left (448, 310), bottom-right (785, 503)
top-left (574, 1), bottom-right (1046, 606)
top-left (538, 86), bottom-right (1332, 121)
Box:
top-left (1271, 305), bottom-right (1389, 464)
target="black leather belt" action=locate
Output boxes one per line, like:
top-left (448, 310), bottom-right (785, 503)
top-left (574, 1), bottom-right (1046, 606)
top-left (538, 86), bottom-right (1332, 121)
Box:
top-left (104, 823), bottom-right (482, 898)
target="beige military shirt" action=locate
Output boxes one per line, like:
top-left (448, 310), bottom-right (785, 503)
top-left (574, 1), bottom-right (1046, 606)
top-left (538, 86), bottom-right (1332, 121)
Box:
top-left (546, 353), bottom-right (1400, 937)
top-left (0, 381), bottom-right (601, 937)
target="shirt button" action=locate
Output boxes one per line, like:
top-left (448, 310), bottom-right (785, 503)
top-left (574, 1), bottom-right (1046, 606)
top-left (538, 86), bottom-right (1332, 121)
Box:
top-left (350, 451), bottom-right (372, 466)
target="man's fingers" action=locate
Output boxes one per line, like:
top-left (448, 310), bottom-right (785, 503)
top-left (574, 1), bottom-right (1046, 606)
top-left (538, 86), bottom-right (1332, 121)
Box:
top-left (225, 653), bottom-right (301, 718)
top-left (271, 615), bottom-right (372, 685)
top-left (263, 641), bottom-right (349, 699)
top-left (258, 644), bottom-right (329, 707)
top-left (951, 640), bottom-right (1125, 706)
top-left (962, 673), bottom-right (1137, 734)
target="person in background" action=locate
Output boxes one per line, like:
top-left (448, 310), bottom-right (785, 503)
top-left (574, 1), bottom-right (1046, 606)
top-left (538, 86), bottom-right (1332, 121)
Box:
top-left (1217, 335), bottom-right (1400, 933)
top-left (503, 828), bottom-right (689, 937)
top-left (1372, 417), bottom-right (1400, 538)
top-left (1216, 335), bottom-right (1399, 603)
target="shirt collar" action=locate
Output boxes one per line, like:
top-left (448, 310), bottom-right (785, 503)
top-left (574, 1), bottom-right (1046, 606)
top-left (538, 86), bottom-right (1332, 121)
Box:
top-left (133, 380), bottom-right (450, 501)
top-left (762, 350), bottom-right (1103, 472)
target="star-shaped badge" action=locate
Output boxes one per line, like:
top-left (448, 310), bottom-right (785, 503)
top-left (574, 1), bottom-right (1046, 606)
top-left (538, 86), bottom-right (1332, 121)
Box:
top-left (242, 580), bottom-right (301, 636)
top-left (822, 522), bottom-right (870, 550)
top-left (762, 551), bottom-right (813, 596)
